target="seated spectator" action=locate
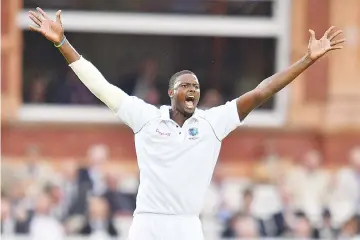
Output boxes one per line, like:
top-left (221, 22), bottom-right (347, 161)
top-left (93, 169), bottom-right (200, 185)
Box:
top-left (47, 70), bottom-right (97, 104)
top-left (30, 194), bottom-right (65, 240)
top-left (290, 211), bottom-right (314, 239)
top-left (338, 215), bottom-right (360, 239)
top-left (19, 145), bottom-right (55, 190)
top-left (232, 213), bottom-right (260, 239)
top-left (59, 159), bottom-right (88, 220)
top-left (283, 149), bottom-right (331, 226)
top-left (102, 173), bottom-right (135, 216)
top-left (329, 146), bottom-right (360, 227)
top-left (1, 196), bottom-right (31, 234)
top-left (79, 197), bottom-right (118, 238)
top-left (24, 76), bottom-right (48, 103)
top-left (313, 209), bottom-right (338, 239)
top-left (78, 144), bottom-right (109, 197)
top-left (199, 89), bottom-right (224, 109)
top-left (118, 58), bottom-right (160, 105)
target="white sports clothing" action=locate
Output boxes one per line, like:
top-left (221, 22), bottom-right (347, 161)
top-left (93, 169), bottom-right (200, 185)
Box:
top-left (117, 96), bottom-right (242, 216)
top-left (128, 214), bottom-right (204, 240)
top-left (69, 57), bottom-right (243, 239)
top-left (69, 57), bottom-right (127, 112)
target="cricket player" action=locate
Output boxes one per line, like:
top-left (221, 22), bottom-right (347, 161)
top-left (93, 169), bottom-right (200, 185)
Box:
top-left (28, 7), bottom-right (345, 239)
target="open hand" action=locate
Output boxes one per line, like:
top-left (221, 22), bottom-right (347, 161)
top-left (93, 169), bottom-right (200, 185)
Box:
top-left (29, 7), bottom-right (64, 44)
top-left (308, 26), bottom-right (345, 60)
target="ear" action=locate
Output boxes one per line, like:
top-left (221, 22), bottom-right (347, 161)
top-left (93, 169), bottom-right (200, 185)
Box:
top-left (168, 89), bottom-right (174, 98)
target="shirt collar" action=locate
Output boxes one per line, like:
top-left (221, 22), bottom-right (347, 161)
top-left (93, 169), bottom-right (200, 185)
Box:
top-left (159, 105), bottom-right (202, 122)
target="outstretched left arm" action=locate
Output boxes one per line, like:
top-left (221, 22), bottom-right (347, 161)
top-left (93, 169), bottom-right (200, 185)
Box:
top-left (236, 26), bottom-right (345, 121)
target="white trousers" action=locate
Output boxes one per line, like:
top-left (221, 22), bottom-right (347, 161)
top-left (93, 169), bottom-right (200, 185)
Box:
top-left (127, 213), bottom-right (204, 240)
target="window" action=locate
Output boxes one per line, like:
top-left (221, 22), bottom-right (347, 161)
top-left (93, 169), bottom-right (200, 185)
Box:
top-left (24, 0), bottom-right (273, 17)
top-left (18, 0), bottom-right (290, 126)
top-left (23, 31), bottom-right (276, 109)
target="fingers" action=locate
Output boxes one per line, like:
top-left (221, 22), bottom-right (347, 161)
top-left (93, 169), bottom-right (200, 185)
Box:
top-left (29, 25), bottom-right (43, 33)
top-left (324, 26), bottom-right (335, 38)
top-left (329, 30), bottom-right (343, 41)
top-left (309, 29), bottom-right (316, 40)
top-left (36, 7), bottom-right (50, 20)
top-left (29, 14), bottom-right (41, 26)
top-left (331, 38), bottom-right (346, 46)
top-left (329, 46), bottom-right (343, 51)
top-left (55, 10), bottom-right (62, 24)
top-left (29, 10), bottom-right (43, 24)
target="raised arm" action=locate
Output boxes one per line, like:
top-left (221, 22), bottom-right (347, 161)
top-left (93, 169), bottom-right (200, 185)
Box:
top-left (28, 8), bottom-right (127, 112)
top-left (236, 26), bottom-right (345, 121)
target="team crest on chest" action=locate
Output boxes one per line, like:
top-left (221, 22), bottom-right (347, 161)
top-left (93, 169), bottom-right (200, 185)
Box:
top-left (188, 128), bottom-right (199, 137)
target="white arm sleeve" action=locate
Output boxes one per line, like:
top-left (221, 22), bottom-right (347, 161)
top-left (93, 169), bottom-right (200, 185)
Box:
top-left (69, 56), bottom-right (127, 112)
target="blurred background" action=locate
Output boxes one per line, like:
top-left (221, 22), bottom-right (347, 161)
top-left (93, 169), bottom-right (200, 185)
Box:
top-left (1, 0), bottom-right (360, 239)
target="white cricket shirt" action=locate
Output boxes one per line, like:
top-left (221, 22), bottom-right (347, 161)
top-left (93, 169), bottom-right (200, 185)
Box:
top-left (117, 96), bottom-right (242, 216)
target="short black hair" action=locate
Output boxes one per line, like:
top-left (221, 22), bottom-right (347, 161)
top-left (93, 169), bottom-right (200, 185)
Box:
top-left (243, 188), bottom-right (253, 197)
top-left (294, 210), bottom-right (308, 219)
top-left (168, 70), bottom-right (195, 90)
top-left (322, 208), bottom-right (331, 218)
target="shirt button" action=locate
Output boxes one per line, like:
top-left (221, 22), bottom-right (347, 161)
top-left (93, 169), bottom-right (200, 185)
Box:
top-left (179, 132), bottom-right (181, 134)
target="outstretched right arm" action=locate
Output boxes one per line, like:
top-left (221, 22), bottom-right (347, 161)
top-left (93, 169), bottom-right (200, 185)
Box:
top-left (29, 7), bottom-right (127, 112)
top-left (67, 52), bottom-right (127, 112)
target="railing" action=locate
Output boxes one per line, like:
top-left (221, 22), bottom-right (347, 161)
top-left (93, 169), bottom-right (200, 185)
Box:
top-left (1, 236), bottom-right (323, 240)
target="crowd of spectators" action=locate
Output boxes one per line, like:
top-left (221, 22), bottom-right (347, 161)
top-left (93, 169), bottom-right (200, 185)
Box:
top-left (2, 143), bottom-right (360, 239)
top-left (23, 57), bottom-right (225, 109)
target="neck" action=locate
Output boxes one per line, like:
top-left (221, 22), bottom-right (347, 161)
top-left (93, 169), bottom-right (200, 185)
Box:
top-left (170, 107), bottom-right (190, 127)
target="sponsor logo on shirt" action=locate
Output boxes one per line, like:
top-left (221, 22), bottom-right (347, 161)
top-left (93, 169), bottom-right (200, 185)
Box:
top-left (156, 129), bottom-right (171, 136)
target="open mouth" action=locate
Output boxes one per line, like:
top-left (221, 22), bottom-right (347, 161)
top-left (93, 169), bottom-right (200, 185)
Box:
top-left (185, 96), bottom-right (195, 109)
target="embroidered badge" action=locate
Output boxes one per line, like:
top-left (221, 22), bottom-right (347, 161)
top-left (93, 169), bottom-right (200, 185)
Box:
top-left (188, 128), bottom-right (199, 136)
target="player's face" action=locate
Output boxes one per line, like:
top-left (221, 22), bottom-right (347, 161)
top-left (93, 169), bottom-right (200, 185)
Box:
top-left (171, 74), bottom-right (200, 115)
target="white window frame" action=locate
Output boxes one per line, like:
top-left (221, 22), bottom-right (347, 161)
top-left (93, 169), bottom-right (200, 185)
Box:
top-left (17, 0), bottom-right (291, 127)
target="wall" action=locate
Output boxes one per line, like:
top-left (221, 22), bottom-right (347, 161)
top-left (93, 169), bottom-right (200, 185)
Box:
top-left (1, 0), bottom-right (360, 166)
top-left (1, 0), bottom-right (22, 123)
top-left (288, 0), bottom-right (360, 130)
